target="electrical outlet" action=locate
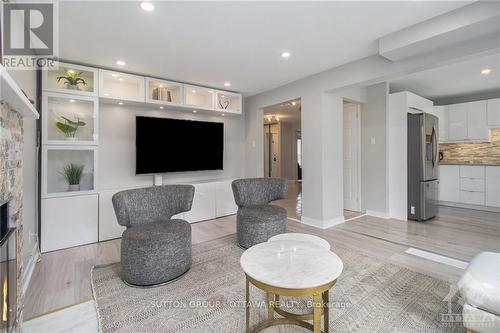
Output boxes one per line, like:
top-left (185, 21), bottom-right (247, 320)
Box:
top-left (411, 206), bottom-right (415, 215)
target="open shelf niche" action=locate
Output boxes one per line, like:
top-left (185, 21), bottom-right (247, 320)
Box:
top-left (146, 78), bottom-right (183, 105)
top-left (99, 70), bottom-right (145, 102)
top-left (42, 146), bottom-right (97, 198)
top-left (43, 62), bottom-right (98, 96)
top-left (184, 84), bottom-right (215, 110)
top-left (43, 92), bottom-right (98, 145)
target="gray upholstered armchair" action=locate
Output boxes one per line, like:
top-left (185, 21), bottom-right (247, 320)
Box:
top-left (232, 178), bottom-right (288, 248)
top-left (112, 185), bottom-right (195, 286)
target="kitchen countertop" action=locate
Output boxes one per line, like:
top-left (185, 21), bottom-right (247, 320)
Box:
top-left (440, 162), bottom-right (500, 166)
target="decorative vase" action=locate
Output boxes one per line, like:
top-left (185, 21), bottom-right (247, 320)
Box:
top-left (68, 184), bottom-right (80, 192)
top-left (66, 84), bottom-right (79, 90)
top-left (66, 136), bottom-right (77, 141)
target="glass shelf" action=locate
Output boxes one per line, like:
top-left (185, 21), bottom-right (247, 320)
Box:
top-left (146, 78), bottom-right (183, 105)
top-left (43, 62), bottom-right (98, 96)
top-left (99, 70), bottom-right (145, 102)
top-left (184, 85), bottom-right (215, 110)
top-left (43, 147), bottom-right (97, 198)
top-left (43, 93), bottom-right (98, 145)
top-left (215, 91), bottom-right (242, 114)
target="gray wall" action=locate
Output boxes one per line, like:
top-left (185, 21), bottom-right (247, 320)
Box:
top-left (7, 69), bottom-right (39, 275)
top-left (361, 83), bottom-right (389, 215)
top-left (99, 105), bottom-right (246, 190)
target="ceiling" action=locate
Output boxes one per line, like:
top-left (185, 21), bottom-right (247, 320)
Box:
top-left (59, 1), bottom-right (469, 96)
top-left (264, 99), bottom-right (301, 124)
top-left (390, 52), bottom-right (500, 101)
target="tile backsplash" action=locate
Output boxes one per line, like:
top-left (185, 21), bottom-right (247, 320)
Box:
top-left (440, 128), bottom-right (500, 165)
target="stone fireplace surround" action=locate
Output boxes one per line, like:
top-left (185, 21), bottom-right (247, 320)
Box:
top-left (0, 103), bottom-right (24, 332)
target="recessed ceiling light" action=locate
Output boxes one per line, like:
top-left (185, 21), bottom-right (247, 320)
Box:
top-left (69, 99), bottom-right (75, 103)
top-left (159, 84), bottom-right (163, 88)
top-left (208, 90), bottom-right (213, 93)
top-left (140, 2), bottom-right (155, 12)
top-left (281, 51), bottom-right (291, 59)
top-left (221, 114), bottom-right (225, 116)
top-left (116, 60), bottom-right (126, 66)
top-left (193, 110), bottom-right (197, 113)
top-left (481, 68), bottom-right (491, 75)
top-left (191, 90), bottom-right (196, 93)
top-left (291, 101), bottom-right (296, 106)
top-left (111, 73), bottom-right (118, 77)
top-left (224, 82), bottom-right (231, 87)
top-left (118, 101), bottom-right (123, 105)
top-left (159, 106), bottom-right (164, 109)
top-left (118, 78), bottom-right (123, 81)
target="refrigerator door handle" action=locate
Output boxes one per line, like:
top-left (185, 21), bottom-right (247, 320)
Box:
top-left (431, 127), bottom-right (438, 167)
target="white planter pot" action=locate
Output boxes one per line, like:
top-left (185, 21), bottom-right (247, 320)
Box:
top-left (68, 184), bottom-right (80, 192)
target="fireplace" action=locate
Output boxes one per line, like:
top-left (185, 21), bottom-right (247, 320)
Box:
top-left (0, 200), bottom-right (16, 333)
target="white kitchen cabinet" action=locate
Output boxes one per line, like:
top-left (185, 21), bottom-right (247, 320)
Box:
top-left (459, 165), bottom-right (485, 179)
top-left (447, 101), bottom-right (488, 141)
top-left (41, 194), bottom-right (98, 252)
top-left (467, 101), bottom-right (488, 140)
top-left (487, 98), bottom-right (500, 127)
top-left (439, 165), bottom-right (460, 202)
top-left (448, 103), bottom-right (468, 141)
top-left (459, 191), bottom-right (485, 205)
top-left (429, 105), bottom-right (448, 142)
top-left (486, 166), bottom-right (500, 207)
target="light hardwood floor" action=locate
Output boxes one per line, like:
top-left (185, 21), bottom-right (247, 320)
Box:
top-left (24, 187), bottom-right (499, 323)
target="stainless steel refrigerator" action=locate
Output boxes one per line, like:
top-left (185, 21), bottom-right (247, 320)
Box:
top-left (407, 113), bottom-right (439, 221)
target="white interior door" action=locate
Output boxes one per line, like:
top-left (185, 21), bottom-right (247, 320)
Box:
top-left (343, 104), bottom-right (361, 211)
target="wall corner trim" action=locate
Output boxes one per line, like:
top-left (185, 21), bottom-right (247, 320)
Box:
top-left (22, 240), bottom-right (41, 294)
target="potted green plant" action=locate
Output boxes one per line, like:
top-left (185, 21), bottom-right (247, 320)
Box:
top-left (56, 69), bottom-right (87, 90)
top-left (56, 115), bottom-right (86, 140)
top-left (59, 163), bottom-right (84, 191)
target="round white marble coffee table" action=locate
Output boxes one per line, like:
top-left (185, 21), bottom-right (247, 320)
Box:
top-left (268, 233), bottom-right (331, 250)
top-left (240, 240), bottom-right (343, 333)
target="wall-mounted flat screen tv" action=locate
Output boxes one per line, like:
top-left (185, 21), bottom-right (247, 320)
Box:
top-left (136, 116), bottom-right (224, 174)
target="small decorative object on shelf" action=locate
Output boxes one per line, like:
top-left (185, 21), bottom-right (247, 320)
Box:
top-left (56, 115), bottom-right (86, 140)
top-left (152, 87), bottom-right (172, 102)
top-left (60, 163), bottom-right (84, 191)
top-left (218, 96), bottom-right (230, 109)
top-left (56, 69), bottom-right (87, 90)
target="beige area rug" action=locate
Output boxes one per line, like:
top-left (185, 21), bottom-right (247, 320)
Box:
top-left (91, 234), bottom-right (464, 333)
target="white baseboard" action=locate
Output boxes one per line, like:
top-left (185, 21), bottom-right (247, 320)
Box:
top-left (365, 210), bottom-right (390, 219)
top-left (438, 201), bottom-right (500, 213)
top-left (23, 241), bottom-right (41, 294)
top-left (301, 215), bottom-right (345, 229)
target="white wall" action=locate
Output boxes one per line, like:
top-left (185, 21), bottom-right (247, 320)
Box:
top-left (99, 105), bottom-right (245, 190)
top-left (7, 69), bottom-right (39, 279)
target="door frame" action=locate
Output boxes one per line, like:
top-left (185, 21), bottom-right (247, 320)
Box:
top-left (343, 103), bottom-right (362, 212)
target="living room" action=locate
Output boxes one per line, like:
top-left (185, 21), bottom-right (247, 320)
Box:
top-left (1, 1), bottom-right (499, 333)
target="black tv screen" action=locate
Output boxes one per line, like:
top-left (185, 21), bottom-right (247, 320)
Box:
top-left (136, 116), bottom-right (223, 174)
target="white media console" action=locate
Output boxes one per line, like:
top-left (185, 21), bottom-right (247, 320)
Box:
top-left (42, 178), bottom-right (237, 253)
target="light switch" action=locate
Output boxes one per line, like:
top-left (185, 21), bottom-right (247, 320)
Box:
top-left (370, 137), bottom-right (376, 145)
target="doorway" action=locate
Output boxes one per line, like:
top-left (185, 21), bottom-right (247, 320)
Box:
top-left (263, 99), bottom-right (302, 220)
top-left (343, 102), bottom-right (362, 212)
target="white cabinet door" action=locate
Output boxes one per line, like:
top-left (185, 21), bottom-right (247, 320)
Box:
top-left (98, 190), bottom-right (126, 241)
top-left (487, 98), bottom-right (500, 127)
top-left (459, 165), bottom-right (485, 179)
top-left (41, 194), bottom-right (98, 252)
top-left (439, 165), bottom-right (460, 202)
top-left (486, 166), bottom-right (500, 207)
top-left (467, 101), bottom-right (488, 140)
top-left (184, 183), bottom-right (216, 223)
top-left (215, 180), bottom-right (237, 217)
top-left (448, 104), bottom-right (468, 141)
top-left (460, 191), bottom-right (485, 205)
top-left (430, 106), bottom-right (448, 142)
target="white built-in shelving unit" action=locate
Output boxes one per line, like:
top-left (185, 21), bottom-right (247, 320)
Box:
top-left (41, 61), bottom-right (242, 252)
